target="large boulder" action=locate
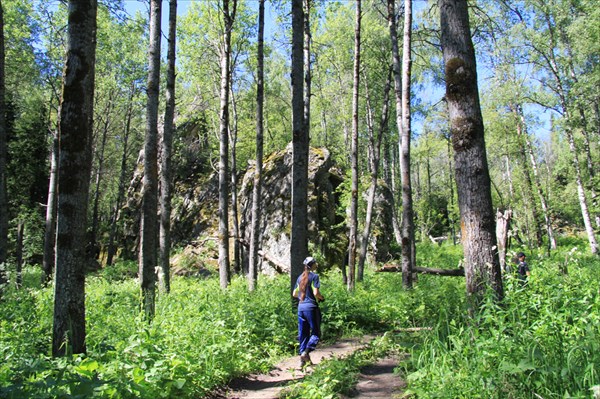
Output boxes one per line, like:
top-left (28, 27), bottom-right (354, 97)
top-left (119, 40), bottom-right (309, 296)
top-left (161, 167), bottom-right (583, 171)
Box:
top-left (368, 180), bottom-right (395, 262)
top-left (118, 142), bottom-right (397, 274)
top-left (238, 144), bottom-right (345, 274)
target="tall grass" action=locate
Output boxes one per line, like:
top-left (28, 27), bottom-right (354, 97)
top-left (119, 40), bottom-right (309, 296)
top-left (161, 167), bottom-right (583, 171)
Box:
top-left (0, 262), bottom-right (435, 398)
top-left (0, 240), bottom-right (597, 398)
top-left (401, 245), bottom-right (600, 398)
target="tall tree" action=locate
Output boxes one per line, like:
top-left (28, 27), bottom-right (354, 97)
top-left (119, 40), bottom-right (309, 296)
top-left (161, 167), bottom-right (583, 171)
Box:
top-left (217, 0), bottom-right (236, 289)
top-left (347, 0), bottom-right (361, 291)
top-left (514, 103), bottom-right (556, 250)
top-left (400, 0), bottom-right (415, 288)
top-left (0, 0), bottom-right (7, 290)
top-left (521, 0), bottom-right (598, 255)
top-left (230, 86), bottom-right (241, 275)
top-left (290, 0), bottom-right (308, 299)
top-left (159, 0), bottom-right (177, 293)
top-left (140, 0), bottom-right (161, 320)
top-left (303, 0), bottom-right (311, 140)
top-left (358, 69), bottom-right (391, 278)
top-left (388, 0), bottom-right (414, 288)
top-left (439, 0), bottom-right (503, 304)
top-left (106, 83), bottom-right (135, 266)
top-left (248, 0), bottom-right (265, 292)
top-left (52, 0), bottom-right (98, 356)
top-left (90, 92), bottom-right (114, 254)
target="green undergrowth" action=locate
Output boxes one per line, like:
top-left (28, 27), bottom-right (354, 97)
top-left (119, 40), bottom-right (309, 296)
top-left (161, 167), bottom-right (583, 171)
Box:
top-left (0, 260), bottom-right (441, 398)
top-left (1, 240), bottom-right (598, 398)
top-left (270, 242), bottom-right (600, 399)
top-left (400, 245), bottom-right (600, 399)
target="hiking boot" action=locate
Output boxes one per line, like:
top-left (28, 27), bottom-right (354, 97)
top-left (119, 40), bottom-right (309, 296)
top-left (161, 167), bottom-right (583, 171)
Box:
top-left (300, 351), bottom-right (312, 368)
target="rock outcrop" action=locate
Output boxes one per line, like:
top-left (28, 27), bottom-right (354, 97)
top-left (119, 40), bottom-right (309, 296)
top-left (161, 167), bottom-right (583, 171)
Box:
top-left (118, 142), bottom-right (396, 275)
top-left (238, 144), bottom-right (345, 274)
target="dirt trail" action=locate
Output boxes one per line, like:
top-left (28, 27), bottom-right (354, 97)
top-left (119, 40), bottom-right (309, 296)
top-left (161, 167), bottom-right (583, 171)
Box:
top-left (216, 336), bottom-right (376, 399)
top-left (341, 355), bottom-right (405, 399)
top-left (214, 335), bottom-right (406, 399)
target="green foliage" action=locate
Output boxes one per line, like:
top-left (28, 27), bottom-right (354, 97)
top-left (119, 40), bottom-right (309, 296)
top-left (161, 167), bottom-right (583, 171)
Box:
top-left (0, 274), bottom-right (295, 398)
top-left (2, 270), bottom-right (413, 398)
top-left (1, 241), bottom-right (598, 398)
top-left (400, 241), bottom-right (600, 398)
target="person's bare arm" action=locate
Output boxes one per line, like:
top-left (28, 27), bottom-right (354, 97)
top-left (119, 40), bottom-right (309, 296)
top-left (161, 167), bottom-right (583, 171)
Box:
top-left (313, 287), bottom-right (324, 302)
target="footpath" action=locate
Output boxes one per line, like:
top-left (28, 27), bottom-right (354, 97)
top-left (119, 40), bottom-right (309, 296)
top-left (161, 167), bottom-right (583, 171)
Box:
top-left (211, 335), bottom-right (405, 399)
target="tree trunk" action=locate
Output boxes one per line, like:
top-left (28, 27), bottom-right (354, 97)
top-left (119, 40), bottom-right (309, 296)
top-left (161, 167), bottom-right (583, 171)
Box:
top-left (218, 0), bottom-right (236, 289)
top-left (106, 84), bottom-right (134, 266)
top-left (388, 0), bottom-right (414, 288)
top-left (400, 0), bottom-right (415, 288)
top-left (230, 87), bottom-right (241, 275)
top-left (91, 94), bottom-right (114, 254)
top-left (0, 1), bottom-right (7, 289)
top-left (303, 0), bottom-right (311, 138)
top-left (445, 133), bottom-right (457, 245)
top-left (52, 0), bottom-right (97, 356)
top-left (495, 209), bottom-right (511, 273)
top-left (516, 104), bottom-right (556, 250)
top-left (533, 8), bottom-right (598, 255)
top-left (439, 0), bottom-right (503, 304)
top-left (16, 222), bottom-right (23, 288)
top-left (290, 0), bottom-right (308, 300)
top-left (383, 135), bottom-right (402, 245)
top-left (358, 69), bottom-right (391, 279)
top-left (563, 37), bottom-right (598, 225)
top-left (159, 0), bottom-right (177, 294)
top-left (248, 0), bottom-right (265, 292)
top-left (42, 132), bottom-right (58, 284)
top-left (347, 0), bottom-right (361, 292)
top-left (513, 106), bottom-right (543, 248)
top-left (565, 127), bottom-right (598, 255)
top-left (140, 0), bottom-right (161, 320)
top-left (358, 74), bottom-right (376, 281)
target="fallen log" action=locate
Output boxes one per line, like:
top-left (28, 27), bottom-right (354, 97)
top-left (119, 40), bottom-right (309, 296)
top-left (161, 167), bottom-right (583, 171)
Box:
top-left (392, 327), bottom-right (433, 333)
top-left (377, 264), bottom-right (464, 277)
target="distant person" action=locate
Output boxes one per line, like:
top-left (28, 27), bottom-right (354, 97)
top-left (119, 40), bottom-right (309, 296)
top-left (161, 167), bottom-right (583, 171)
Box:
top-left (292, 256), bottom-right (325, 368)
top-left (516, 252), bottom-right (530, 282)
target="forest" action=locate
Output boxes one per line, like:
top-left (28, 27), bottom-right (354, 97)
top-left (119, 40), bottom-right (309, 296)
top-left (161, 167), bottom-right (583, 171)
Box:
top-left (0, 0), bottom-right (598, 397)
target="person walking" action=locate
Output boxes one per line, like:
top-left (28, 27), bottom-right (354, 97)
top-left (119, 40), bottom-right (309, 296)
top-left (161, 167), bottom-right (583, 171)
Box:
top-left (516, 252), bottom-right (531, 282)
top-left (293, 256), bottom-right (325, 368)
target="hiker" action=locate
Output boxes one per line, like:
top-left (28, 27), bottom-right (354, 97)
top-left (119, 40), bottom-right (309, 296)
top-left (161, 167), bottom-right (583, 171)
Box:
top-left (293, 256), bottom-right (325, 368)
top-left (516, 252), bottom-right (530, 282)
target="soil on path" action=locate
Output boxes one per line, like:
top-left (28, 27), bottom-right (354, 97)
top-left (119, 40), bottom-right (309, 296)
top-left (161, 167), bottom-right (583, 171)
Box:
top-left (212, 335), bottom-right (405, 399)
top-left (341, 355), bottom-right (405, 399)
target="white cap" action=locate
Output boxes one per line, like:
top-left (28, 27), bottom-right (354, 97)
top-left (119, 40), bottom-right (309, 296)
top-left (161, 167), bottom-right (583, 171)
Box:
top-left (303, 256), bottom-right (316, 266)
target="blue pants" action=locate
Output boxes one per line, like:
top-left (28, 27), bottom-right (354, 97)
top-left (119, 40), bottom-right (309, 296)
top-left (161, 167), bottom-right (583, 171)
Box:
top-left (298, 308), bottom-right (321, 355)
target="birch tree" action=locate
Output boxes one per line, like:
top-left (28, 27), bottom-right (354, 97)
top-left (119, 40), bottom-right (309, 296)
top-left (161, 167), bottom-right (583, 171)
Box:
top-left (347, 0), bottom-right (361, 291)
top-left (388, 0), bottom-right (414, 288)
top-left (140, 0), bottom-right (161, 319)
top-left (217, 0), bottom-right (236, 289)
top-left (159, 0), bottom-right (177, 293)
top-left (248, 0), bottom-right (265, 292)
top-left (400, 0), bottom-right (414, 287)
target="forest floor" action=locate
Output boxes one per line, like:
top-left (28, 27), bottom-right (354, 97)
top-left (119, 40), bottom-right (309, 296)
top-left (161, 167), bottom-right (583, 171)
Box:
top-left (210, 335), bottom-right (405, 399)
